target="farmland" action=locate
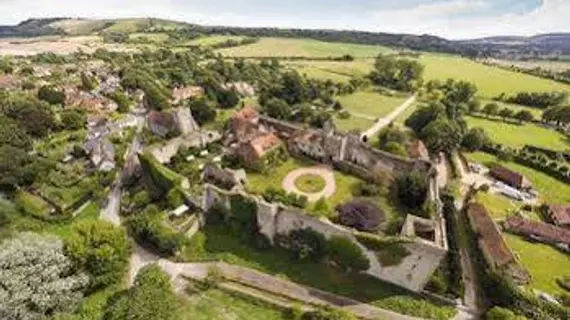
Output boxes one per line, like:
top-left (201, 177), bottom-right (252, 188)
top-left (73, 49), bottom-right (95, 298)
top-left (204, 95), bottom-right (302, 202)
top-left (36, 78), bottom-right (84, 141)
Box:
top-left (217, 37), bottom-right (392, 58)
top-left (465, 116), bottom-right (570, 151)
top-left (418, 54), bottom-right (570, 99)
top-left (188, 35), bottom-right (247, 46)
top-left (486, 58), bottom-right (570, 72)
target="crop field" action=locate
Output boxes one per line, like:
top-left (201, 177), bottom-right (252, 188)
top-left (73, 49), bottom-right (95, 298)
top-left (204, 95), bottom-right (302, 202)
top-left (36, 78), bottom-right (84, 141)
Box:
top-left (188, 35), bottom-right (247, 46)
top-left (418, 54), bottom-right (570, 99)
top-left (465, 116), bottom-right (570, 151)
top-left (465, 152), bottom-right (570, 204)
top-left (505, 234), bottom-right (570, 295)
top-left (217, 38), bottom-right (392, 58)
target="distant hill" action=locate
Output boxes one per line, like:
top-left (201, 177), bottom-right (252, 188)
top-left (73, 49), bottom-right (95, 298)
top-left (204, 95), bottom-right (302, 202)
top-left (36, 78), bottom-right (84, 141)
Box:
top-left (2, 17), bottom-right (570, 58)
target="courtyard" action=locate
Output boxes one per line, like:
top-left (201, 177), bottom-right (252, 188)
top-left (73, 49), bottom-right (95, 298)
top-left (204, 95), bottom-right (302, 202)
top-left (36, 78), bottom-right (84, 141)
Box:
top-left (282, 166), bottom-right (336, 202)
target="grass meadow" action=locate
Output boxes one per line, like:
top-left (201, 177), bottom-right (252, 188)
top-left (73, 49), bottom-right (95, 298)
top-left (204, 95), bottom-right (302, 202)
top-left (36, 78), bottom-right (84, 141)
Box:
top-left (188, 35), bottom-right (247, 46)
top-left (217, 38), bottom-right (392, 58)
top-left (465, 116), bottom-right (570, 151)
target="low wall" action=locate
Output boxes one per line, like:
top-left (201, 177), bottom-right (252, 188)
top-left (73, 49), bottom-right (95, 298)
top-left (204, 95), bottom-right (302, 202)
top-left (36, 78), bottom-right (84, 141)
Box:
top-left (203, 184), bottom-right (447, 292)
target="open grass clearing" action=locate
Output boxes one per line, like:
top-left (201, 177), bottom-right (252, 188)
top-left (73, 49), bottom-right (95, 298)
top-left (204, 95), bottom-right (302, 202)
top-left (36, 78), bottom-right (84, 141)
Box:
top-left (218, 38), bottom-right (393, 58)
top-left (474, 192), bottom-right (543, 221)
top-left (418, 54), bottom-right (570, 99)
top-left (466, 116), bottom-right (570, 151)
top-left (182, 287), bottom-right (287, 320)
top-left (182, 224), bottom-right (456, 320)
top-left (294, 174), bottom-right (327, 193)
top-left (338, 90), bottom-right (407, 119)
top-left (504, 234), bottom-right (570, 296)
top-left (465, 152), bottom-right (570, 204)
top-left (188, 35), bottom-right (247, 46)
top-left (293, 65), bottom-right (352, 83)
top-left (334, 114), bottom-right (375, 133)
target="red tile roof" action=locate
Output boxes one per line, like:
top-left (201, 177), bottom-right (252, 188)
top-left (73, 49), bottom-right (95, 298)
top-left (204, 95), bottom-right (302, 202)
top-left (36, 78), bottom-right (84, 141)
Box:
top-left (505, 215), bottom-right (570, 245)
top-left (250, 133), bottom-right (282, 157)
top-left (490, 165), bottom-right (528, 189)
top-left (467, 203), bottom-right (515, 268)
top-left (547, 204), bottom-right (570, 227)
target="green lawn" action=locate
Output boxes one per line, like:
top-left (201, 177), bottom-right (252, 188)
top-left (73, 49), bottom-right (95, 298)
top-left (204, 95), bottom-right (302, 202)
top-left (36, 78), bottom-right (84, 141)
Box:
top-left (465, 152), bottom-right (570, 204)
top-left (182, 224), bottom-right (456, 320)
top-left (294, 174), bottom-right (326, 193)
top-left (218, 38), bottom-right (392, 58)
top-left (338, 91), bottom-right (407, 119)
top-left (182, 287), bottom-right (287, 320)
top-left (334, 114), bottom-right (375, 133)
top-left (466, 116), bottom-right (570, 151)
top-left (504, 234), bottom-right (570, 295)
top-left (419, 54), bottom-right (570, 99)
top-left (247, 158), bottom-right (360, 210)
top-left (188, 35), bottom-right (247, 46)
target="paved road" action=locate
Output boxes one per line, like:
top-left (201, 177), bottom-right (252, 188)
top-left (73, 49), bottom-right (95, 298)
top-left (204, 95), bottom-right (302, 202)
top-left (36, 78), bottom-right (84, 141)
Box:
top-left (361, 94), bottom-right (416, 140)
top-left (282, 166), bottom-right (336, 202)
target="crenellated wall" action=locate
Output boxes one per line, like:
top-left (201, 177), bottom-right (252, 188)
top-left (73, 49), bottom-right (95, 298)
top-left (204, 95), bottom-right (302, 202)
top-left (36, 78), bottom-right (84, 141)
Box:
top-left (203, 184), bottom-right (447, 292)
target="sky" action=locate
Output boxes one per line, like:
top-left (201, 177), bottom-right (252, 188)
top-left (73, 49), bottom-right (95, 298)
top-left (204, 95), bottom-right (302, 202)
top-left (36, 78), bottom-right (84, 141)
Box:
top-left (0, 0), bottom-right (569, 39)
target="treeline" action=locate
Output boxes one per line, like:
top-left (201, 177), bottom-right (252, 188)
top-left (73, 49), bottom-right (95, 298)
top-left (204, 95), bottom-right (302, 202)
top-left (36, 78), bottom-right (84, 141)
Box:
top-left (208, 37), bottom-right (258, 49)
top-left (495, 91), bottom-right (568, 109)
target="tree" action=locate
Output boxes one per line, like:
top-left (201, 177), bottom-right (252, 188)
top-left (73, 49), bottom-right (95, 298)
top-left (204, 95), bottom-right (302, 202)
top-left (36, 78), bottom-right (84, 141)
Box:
top-left (262, 98), bottom-right (291, 120)
top-left (189, 99), bottom-right (216, 125)
top-left (383, 141), bottom-right (408, 157)
top-left (0, 233), bottom-right (89, 319)
top-left (0, 145), bottom-right (47, 192)
top-left (394, 170), bottom-right (429, 210)
top-left (467, 99), bottom-right (481, 114)
top-left (513, 110), bottom-right (534, 123)
top-left (498, 108), bottom-right (514, 120)
top-left (462, 128), bottom-right (489, 152)
top-left (104, 264), bottom-right (180, 320)
top-left (327, 236), bottom-right (370, 273)
top-left (3, 95), bottom-right (55, 138)
top-left (38, 85), bottom-right (65, 105)
top-left (109, 90), bottom-right (132, 113)
top-left (0, 116), bottom-right (32, 149)
top-left (369, 54), bottom-right (424, 91)
top-left (217, 88), bottom-right (240, 109)
top-left (60, 109), bottom-right (87, 130)
top-left (282, 228), bottom-right (329, 262)
top-left (405, 102), bottom-right (446, 134)
top-left (64, 221), bottom-right (131, 291)
top-left (420, 116), bottom-right (463, 154)
top-left (336, 199), bottom-right (385, 232)
top-left (482, 103), bottom-right (499, 117)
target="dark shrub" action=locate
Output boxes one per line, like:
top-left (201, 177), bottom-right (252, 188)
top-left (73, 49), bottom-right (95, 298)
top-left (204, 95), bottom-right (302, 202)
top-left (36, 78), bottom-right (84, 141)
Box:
top-left (336, 199), bottom-right (385, 232)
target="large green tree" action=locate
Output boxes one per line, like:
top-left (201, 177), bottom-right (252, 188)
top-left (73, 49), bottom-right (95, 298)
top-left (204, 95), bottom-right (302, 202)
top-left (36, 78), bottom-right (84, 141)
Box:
top-left (420, 116), bottom-right (463, 154)
top-left (0, 233), bottom-right (89, 319)
top-left (65, 221), bottom-right (131, 291)
top-left (104, 264), bottom-right (180, 320)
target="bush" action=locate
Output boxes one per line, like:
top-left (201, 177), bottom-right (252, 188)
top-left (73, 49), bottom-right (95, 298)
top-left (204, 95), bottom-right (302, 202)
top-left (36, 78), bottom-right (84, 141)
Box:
top-left (485, 306), bottom-right (527, 320)
top-left (277, 228), bottom-right (328, 262)
top-left (125, 205), bottom-right (187, 256)
top-left (327, 236), bottom-right (369, 272)
top-left (38, 85), bottom-right (65, 105)
top-left (301, 306), bottom-right (357, 320)
top-left (353, 181), bottom-right (381, 197)
top-left (336, 199), bottom-right (385, 232)
top-left (166, 188), bottom-right (185, 209)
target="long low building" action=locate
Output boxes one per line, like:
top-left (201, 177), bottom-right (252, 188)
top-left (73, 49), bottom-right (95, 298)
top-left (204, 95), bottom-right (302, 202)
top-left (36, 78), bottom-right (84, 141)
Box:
top-left (504, 215), bottom-right (570, 247)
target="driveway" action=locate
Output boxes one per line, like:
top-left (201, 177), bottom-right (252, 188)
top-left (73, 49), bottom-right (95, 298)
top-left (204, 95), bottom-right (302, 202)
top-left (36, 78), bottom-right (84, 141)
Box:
top-left (361, 94), bottom-right (416, 140)
top-left (282, 166), bottom-right (336, 202)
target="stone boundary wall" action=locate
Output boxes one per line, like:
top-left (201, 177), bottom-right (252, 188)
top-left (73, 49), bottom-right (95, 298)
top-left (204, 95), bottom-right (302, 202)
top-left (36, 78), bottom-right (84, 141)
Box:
top-left (203, 184), bottom-right (447, 292)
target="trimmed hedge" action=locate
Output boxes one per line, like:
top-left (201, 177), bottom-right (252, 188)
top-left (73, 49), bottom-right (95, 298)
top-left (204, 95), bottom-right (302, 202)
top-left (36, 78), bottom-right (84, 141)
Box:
top-left (354, 232), bottom-right (411, 267)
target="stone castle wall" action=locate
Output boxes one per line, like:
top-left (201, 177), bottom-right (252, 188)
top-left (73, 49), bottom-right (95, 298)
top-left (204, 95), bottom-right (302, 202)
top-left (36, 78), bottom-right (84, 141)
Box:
top-left (203, 184), bottom-right (447, 292)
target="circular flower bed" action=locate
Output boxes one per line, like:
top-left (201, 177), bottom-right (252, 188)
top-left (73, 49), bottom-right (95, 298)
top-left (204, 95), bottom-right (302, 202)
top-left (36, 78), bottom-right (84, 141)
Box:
top-left (294, 174), bottom-right (327, 193)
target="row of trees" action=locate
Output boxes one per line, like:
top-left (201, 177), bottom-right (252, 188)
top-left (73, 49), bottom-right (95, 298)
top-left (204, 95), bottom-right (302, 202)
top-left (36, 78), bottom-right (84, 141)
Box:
top-left (470, 102), bottom-right (535, 123)
top-left (498, 91), bottom-right (568, 109)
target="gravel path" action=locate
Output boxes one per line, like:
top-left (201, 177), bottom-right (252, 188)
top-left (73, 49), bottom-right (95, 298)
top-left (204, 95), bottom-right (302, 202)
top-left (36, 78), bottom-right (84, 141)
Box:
top-left (361, 94), bottom-right (416, 140)
top-left (282, 166), bottom-right (336, 202)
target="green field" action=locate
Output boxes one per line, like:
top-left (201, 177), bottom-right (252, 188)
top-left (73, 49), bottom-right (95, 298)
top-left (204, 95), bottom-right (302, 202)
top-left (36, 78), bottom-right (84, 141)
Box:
top-left (488, 59), bottom-right (570, 73)
top-left (218, 38), bottom-right (392, 58)
top-left (188, 35), bottom-right (247, 46)
top-left (339, 91), bottom-right (407, 119)
top-left (129, 32), bottom-right (169, 43)
top-left (466, 116), bottom-right (570, 151)
top-left (505, 234), bottom-right (570, 295)
top-left (465, 152), bottom-right (570, 204)
top-left (285, 59), bottom-right (374, 82)
top-left (419, 54), bottom-right (570, 99)
top-left (182, 288), bottom-right (286, 320)
top-left (334, 115), bottom-right (375, 132)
